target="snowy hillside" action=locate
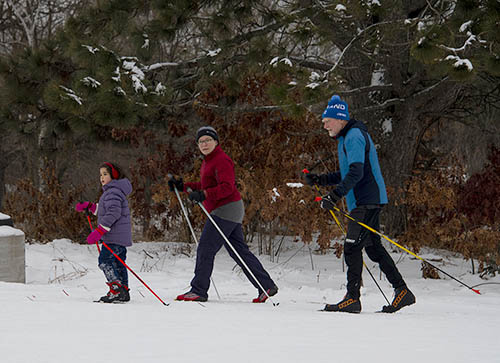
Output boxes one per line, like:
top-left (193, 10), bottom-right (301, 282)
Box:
top-left (0, 239), bottom-right (498, 363)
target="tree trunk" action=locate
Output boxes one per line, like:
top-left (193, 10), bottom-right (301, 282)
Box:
top-left (0, 150), bottom-right (20, 209)
top-left (379, 109), bottom-right (423, 236)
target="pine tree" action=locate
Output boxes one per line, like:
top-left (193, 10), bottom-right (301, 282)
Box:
top-left (1, 0), bottom-right (499, 237)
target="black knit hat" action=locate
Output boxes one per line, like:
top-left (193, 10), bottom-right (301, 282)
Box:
top-left (196, 126), bottom-right (219, 143)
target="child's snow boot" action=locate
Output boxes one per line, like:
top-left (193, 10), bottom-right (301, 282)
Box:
top-left (381, 286), bottom-right (415, 313)
top-left (98, 281), bottom-right (129, 303)
top-left (119, 284), bottom-right (130, 302)
top-left (323, 293), bottom-right (361, 313)
top-left (252, 285), bottom-right (278, 303)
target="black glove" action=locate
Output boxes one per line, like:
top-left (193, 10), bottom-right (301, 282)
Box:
top-left (189, 190), bottom-right (206, 203)
top-left (304, 173), bottom-right (328, 186)
top-left (168, 177), bottom-right (184, 192)
top-left (320, 190), bottom-right (342, 211)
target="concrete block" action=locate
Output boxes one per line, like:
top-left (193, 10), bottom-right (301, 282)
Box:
top-left (0, 226), bottom-right (26, 283)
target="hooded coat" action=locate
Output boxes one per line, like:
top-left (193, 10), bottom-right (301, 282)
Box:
top-left (97, 178), bottom-right (133, 247)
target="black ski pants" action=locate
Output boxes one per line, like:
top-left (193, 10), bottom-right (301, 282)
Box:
top-left (344, 206), bottom-right (405, 299)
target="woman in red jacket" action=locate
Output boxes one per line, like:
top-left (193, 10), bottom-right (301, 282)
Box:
top-left (170, 126), bottom-right (278, 303)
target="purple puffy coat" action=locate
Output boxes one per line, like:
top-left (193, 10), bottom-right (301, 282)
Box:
top-left (97, 178), bottom-right (133, 247)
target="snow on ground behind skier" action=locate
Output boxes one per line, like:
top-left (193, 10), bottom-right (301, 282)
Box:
top-left (0, 238), bottom-right (498, 363)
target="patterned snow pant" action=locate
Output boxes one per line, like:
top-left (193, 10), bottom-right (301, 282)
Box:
top-left (98, 243), bottom-right (129, 287)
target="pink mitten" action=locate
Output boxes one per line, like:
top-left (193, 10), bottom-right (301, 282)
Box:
top-left (86, 225), bottom-right (107, 244)
top-left (75, 201), bottom-right (96, 214)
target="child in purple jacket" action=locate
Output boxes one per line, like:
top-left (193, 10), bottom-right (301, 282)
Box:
top-left (76, 162), bottom-right (133, 303)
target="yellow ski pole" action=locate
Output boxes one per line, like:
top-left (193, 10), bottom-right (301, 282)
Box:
top-left (312, 194), bottom-right (480, 295)
top-left (303, 169), bottom-right (390, 304)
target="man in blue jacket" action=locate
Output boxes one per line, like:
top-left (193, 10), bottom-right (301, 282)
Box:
top-left (306, 95), bottom-right (416, 313)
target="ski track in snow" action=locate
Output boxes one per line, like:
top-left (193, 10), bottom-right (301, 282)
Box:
top-left (0, 239), bottom-right (498, 363)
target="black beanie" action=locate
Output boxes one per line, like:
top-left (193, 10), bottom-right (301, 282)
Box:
top-left (196, 126), bottom-right (219, 143)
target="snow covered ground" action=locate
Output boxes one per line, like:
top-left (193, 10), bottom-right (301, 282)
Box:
top-left (1, 238), bottom-right (498, 363)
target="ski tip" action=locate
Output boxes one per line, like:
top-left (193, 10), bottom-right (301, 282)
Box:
top-left (472, 288), bottom-right (481, 295)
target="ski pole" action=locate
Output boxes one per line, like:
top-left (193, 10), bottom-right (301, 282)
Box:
top-left (168, 174), bottom-right (221, 300)
top-left (86, 219), bottom-right (169, 305)
top-left (84, 209), bottom-right (100, 253)
top-left (312, 195), bottom-right (481, 295)
top-left (327, 208), bottom-right (390, 305)
top-left (195, 200), bottom-right (279, 306)
top-left (100, 242), bottom-right (169, 305)
top-left (302, 169), bottom-right (390, 304)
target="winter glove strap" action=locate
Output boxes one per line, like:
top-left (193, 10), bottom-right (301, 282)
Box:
top-left (320, 190), bottom-right (342, 211)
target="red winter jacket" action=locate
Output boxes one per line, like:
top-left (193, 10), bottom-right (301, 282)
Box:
top-left (184, 145), bottom-right (241, 213)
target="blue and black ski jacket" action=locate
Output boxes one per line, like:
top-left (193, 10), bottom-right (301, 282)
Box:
top-left (324, 119), bottom-right (388, 212)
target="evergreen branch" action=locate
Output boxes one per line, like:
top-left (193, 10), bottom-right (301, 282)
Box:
top-left (412, 76), bottom-right (450, 98)
top-left (360, 97), bottom-right (406, 112)
top-left (324, 20), bottom-right (405, 79)
top-left (195, 101), bottom-right (284, 114)
top-left (287, 57), bottom-right (333, 72)
top-left (338, 84), bottom-right (393, 96)
top-left (143, 9), bottom-right (309, 74)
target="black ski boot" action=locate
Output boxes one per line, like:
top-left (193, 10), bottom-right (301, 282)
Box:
top-left (381, 286), bottom-right (415, 313)
top-left (323, 293), bottom-right (361, 313)
top-left (97, 281), bottom-right (130, 303)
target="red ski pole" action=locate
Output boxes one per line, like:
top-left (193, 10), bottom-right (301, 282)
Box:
top-left (99, 241), bottom-right (168, 306)
top-left (86, 218), bottom-right (168, 306)
top-left (85, 213), bottom-right (100, 253)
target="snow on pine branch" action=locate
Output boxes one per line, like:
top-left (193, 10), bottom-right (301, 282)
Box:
top-left (81, 77), bottom-right (101, 88)
top-left (141, 33), bottom-right (149, 49)
top-left (144, 62), bottom-right (180, 71)
top-left (439, 34), bottom-right (482, 53)
top-left (59, 86), bottom-right (83, 105)
top-left (82, 45), bottom-right (99, 54)
top-left (153, 83), bottom-right (166, 96)
top-left (207, 48), bottom-right (221, 57)
top-left (445, 55), bottom-right (473, 71)
top-left (459, 21), bottom-right (473, 33)
top-left (271, 188), bottom-right (280, 203)
top-left (306, 71), bottom-right (323, 89)
top-left (122, 59), bottom-right (147, 93)
top-left (112, 67), bottom-right (121, 82)
top-left (270, 57), bottom-right (293, 67)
